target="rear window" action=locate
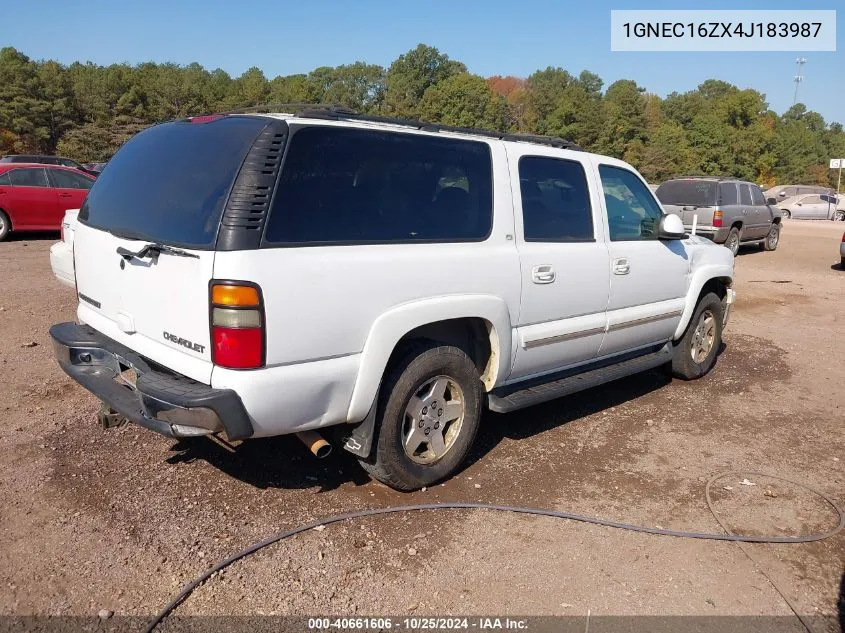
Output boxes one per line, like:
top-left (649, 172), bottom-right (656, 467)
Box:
top-left (655, 180), bottom-right (718, 207)
top-left (79, 116), bottom-right (269, 249)
top-left (263, 126), bottom-right (493, 244)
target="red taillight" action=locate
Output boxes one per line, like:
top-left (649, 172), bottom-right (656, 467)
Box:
top-left (841, 232), bottom-right (845, 243)
top-left (713, 209), bottom-right (723, 228)
top-left (190, 114), bottom-right (225, 124)
top-left (211, 327), bottom-right (263, 369)
top-left (210, 282), bottom-right (264, 369)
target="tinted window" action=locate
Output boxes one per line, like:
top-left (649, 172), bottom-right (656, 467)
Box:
top-left (0, 172), bottom-right (9, 186)
top-left (655, 180), bottom-right (718, 207)
top-left (739, 185), bottom-right (752, 206)
top-left (8, 168), bottom-right (49, 187)
top-left (80, 117), bottom-right (268, 248)
top-left (518, 156), bottom-right (593, 241)
top-left (719, 183), bottom-right (738, 205)
top-left (750, 186), bottom-right (766, 206)
top-left (264, 126), bottom-right (493, 244)
top-left (50, 169), bottom-right (93, 190)
top-left (600, 165), bottom-right (663, 241)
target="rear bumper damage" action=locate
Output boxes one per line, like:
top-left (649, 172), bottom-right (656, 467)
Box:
top-left (49, 322), bottom-right (253, 440)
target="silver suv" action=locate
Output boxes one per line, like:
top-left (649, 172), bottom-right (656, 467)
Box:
top-left (656, 178), bottom-right (782, 256)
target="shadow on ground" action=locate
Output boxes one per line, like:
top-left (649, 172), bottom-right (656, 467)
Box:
top-left (163, 345), bottom-right (726, 493)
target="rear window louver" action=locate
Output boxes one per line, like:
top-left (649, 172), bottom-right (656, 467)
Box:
top-left (217, 119), bottom-right (289, 250)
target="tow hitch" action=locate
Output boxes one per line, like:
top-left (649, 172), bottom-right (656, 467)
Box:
top-left (98, 403), bottom-right (128, 429)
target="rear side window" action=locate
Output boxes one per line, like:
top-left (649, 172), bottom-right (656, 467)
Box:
top-left (50, 169), bottom-right (93, 190)
top-left (655, 180), bottom-right (718, 207)
top-left (739, 184), bottom-right (752, 206)
top-left (518, 156), bottom-right (593, 241)
top-left (80, 116), bottom-right (269, 249)
top-left (719, 183), bottom-right (738, 206)
top-left (0, 172), bottom-right (9, 185)
top-left (264, 126), bottom-right (493, 244)
top-left (8, 168), bottom-right (48, 187)
top-left (750, 187), bottom-right (766, 206)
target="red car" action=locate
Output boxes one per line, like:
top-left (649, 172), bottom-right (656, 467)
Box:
top-left (0, 163), bottom-right (94, 241)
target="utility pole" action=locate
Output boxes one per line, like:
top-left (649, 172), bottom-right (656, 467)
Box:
top-left (793, 57), bottom-right (807, 106)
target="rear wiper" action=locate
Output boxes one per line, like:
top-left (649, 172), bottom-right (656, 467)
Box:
top-left (117, 243), bottom-right (199, 262)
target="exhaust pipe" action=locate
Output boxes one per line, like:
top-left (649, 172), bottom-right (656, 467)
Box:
top-left (296, 430), bottom-right (332, 459)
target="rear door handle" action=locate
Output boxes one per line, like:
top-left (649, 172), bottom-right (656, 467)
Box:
top-left (58, 192), bottom-right (73, 198)
top-left (613, 258), bottom-right (630, 275)
top-left (532, 265), bottom-right (555, 284)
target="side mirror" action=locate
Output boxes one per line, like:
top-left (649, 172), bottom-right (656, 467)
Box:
top-left (766, 197), bottom-right (777, 205)
top-left (658, 213), bottom-right (685, 240)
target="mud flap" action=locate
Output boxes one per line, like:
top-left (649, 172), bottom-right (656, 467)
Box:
top-left (341, 399), bottom-right (378, 459)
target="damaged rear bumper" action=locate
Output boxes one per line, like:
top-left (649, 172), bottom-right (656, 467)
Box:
top-left (49, 322), bottom-right (253, 440)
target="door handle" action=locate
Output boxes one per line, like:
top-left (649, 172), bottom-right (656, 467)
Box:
top-left (613, 258), bottom-right (630, 275)
top-left (531, 265), bottom-right (555, 284)
top-left (58, 192), bottom-right (73, 198)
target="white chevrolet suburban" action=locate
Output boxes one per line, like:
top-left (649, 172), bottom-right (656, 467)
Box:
top-left (50, 108), bottom-right (735, 491)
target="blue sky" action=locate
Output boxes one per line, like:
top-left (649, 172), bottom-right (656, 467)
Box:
top-left (5, 0), bottom-right (844, 123)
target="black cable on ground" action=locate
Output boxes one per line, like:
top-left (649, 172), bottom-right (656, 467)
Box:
top-left (144, 471), bottom-right (844, 633)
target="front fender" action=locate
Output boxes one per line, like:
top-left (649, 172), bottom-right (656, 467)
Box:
top-left (673, 263), bottom-right (734, 340)
top-left (346, 295), bottom-right (513, 423)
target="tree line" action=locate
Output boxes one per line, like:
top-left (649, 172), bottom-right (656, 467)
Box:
top-left (1, 44), bottom-right (843, 187)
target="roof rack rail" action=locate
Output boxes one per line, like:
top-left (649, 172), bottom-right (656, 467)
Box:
top-left (218, 103), bottom-right (583, 151)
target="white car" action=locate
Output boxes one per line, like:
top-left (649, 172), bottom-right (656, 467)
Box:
top-left (49, 109), bottom-right (735, 490)
top-left (49, 209), bottom-right (79, 288)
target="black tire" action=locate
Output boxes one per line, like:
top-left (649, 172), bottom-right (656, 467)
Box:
top-left (762, 223), bottom-right (780, 251)
top-left (670, 292), bottom-right (724, 381)
top-left (780, 209), bottom-right (791, 220)
top-left (725, 227), bottom-right (741, 256)
top-left (359, 343), bottom-right (483, 491)
top-left (833, 210), bottom-right (845, 222)
top-left (0, 210), bottom-right (10, 241)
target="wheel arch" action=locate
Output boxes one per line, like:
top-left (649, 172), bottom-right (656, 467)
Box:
top-left (673, 268), bottom-right (733, 341)
top-left (346, 295), bottom-right (512, 423)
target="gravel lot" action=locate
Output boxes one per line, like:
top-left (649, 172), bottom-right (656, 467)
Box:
top-left (0, 221), bottom-right (843, 628)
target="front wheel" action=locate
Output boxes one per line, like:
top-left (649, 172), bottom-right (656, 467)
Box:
top-left (0, 210), bottom-right (10, 241)
top-left (762, 223), bottom-right (781, 251)
top-left (359, 343), bottom-right (483, 491)
top-left (833, 210), bottom-right (845, 222)
top-left (781, 210), bottom-right (791, 220)
top-left (670, 292), bottom-right (724, 380)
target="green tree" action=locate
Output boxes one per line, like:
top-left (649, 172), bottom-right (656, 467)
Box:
top-left (384, 44), bottom-right (466, 118)
top-left (418, 73), bottom-right (508, 130)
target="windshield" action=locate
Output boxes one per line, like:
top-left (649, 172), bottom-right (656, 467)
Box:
top-left (78, 116), bottom-right (268, 249)
top-left (655, 180), bottom-right (718, 207)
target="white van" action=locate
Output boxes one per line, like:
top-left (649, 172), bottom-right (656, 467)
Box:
top-left (50, 108), bottom-right (735, 490)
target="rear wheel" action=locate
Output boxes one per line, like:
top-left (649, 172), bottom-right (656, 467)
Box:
top-left (781, 210), bottom-right (791, 220)
top-left (359, 343), bottom-right (483, 491)
top-left (0, 210), bottom-right (10, 241)
top-left (833, 210), bottom-right (845, 222)
top-left (725, 227), bottom-right (741, 256)
top-left (762, 223), bottom-right (781, 251)
top-left (670, 292), bottom-right (724, 380)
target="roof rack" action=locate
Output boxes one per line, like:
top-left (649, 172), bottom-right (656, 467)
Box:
top-left (223, 104), bottom-right (582, 151)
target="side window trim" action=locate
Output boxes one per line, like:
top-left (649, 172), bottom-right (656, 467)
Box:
top-left (517, 154), bottom-right (596, 243)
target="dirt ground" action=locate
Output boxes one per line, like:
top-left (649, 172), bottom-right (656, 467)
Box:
top-left (0, 220), bottom-right (843, 629)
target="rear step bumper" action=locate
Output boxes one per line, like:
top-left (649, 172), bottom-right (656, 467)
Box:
top-left (49, 322), bottom-right (253, 440)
